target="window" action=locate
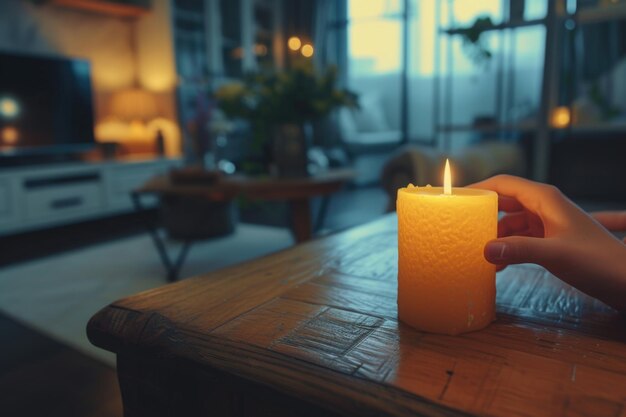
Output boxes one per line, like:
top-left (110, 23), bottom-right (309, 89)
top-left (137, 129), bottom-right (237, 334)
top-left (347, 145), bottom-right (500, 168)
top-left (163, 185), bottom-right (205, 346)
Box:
top-left (348, 0), bottom-right (403, 76)
top-left (344, 0), bottom-right (547, 149)
top-left (347, 0), bottom-right (404, 134)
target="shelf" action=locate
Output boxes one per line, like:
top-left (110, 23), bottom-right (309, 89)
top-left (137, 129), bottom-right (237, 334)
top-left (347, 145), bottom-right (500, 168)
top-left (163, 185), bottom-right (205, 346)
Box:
top-left (436, 122), bottom-right (626, 135)
top-left (441, 18), bottom-right (546, 35)
top-left (577, 4), bottom-right (626, 24)
top-left (174, 28), bottom-right (207, 41)
top-left (558, 122), bottom-right (626, 134)
top-left (174, 9), bottom-right (204, 23)
top-left (49, 0), bottom-right (150, 18)
top-left (436, 123), bottom-right (537, 133)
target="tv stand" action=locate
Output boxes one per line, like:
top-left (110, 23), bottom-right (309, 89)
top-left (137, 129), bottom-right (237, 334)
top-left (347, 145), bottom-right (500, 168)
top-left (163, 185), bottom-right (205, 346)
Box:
top-left (0, 157), bottom-right (181, 236)
top-left (0, 150), bottom-right (90, 167)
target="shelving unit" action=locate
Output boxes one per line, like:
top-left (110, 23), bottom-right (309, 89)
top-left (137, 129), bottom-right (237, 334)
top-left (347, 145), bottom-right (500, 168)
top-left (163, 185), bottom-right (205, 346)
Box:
top-left (565, 121), bottom-right (626, 133)
top-left (577, 2), bottom-right (626, 23)
top-left (433, 0), bottom-right (626, 182)
top-left (433, 1), bottom-right (554, 181)
top-left (436, 122), bottom-right (537, 134)
top-left (49, 0), bottom-right (150, 18)
top-left (563, 1), bottom-right (626, 125)
top-left (169, 0), bottom-right (283, 162)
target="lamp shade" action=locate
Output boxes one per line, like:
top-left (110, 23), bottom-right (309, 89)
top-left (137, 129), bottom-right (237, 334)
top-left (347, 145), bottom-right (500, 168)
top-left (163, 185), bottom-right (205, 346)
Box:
top-left (109, 88), bottom-right (158, 122)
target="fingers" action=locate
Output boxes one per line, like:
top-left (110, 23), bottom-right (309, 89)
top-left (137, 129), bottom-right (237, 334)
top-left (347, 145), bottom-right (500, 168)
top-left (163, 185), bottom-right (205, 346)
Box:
top-left (498, 212), bottom-right (528, 237)
top-left (498, 195), bottom-right (525, 213)
top-left (498, 211), bottom-right (545, 238)
top-left (468, 175), bottom-right (561, 216)
top-left (592, 211), bottom-right (626, 232)
top-left (484, 236), bottom-right (560, 268)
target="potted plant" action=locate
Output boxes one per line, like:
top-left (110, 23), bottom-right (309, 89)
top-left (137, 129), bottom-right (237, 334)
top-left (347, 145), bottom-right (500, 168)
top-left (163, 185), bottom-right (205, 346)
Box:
top-left (214, 62), bottom-right (358, 177)
top-left (454, 16), bottom-right (495, 66)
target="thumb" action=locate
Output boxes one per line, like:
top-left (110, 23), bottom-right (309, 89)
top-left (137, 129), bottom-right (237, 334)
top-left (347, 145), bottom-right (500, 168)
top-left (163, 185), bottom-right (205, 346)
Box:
top-left (484, 236), bottom-right (560, 267)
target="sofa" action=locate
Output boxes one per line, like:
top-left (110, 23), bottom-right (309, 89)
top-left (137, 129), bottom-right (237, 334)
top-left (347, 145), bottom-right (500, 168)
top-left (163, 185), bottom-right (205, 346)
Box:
top-left (380, 141), bottom-right (526, 211)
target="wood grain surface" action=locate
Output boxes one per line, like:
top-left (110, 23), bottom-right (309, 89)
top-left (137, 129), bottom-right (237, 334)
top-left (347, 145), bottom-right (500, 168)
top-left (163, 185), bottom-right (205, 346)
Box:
top-left (88, 214), bottom-right (626, 417)
top-left (135, 169), bottom-right (356, 202)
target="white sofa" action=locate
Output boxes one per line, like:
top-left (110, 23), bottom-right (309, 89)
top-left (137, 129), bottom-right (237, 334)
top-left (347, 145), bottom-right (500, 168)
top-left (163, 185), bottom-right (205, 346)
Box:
top-left (338, 93), bottom-right (403, 185)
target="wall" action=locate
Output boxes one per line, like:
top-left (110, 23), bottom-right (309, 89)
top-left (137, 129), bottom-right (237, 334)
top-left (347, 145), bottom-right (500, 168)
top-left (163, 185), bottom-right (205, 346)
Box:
top-left (0, 0), bottom-right (135, 121)
top-left (136, 0), bottom-right (178, 120)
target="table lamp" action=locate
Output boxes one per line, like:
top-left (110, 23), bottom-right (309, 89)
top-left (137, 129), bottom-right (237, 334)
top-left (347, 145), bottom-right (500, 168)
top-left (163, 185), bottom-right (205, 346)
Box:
top-left (109, 87), bottom-right (165, 155)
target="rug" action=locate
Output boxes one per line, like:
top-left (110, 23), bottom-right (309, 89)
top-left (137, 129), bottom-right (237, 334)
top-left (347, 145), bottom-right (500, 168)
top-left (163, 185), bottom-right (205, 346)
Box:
top-left (0, 224), bottom-right (293, 366)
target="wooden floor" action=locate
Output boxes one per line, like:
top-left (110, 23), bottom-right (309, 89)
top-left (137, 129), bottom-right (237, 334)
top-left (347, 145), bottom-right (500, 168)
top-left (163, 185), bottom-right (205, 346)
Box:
top-left (0, 312), bottom-right (122, 417)
top-left (0, 210), bottom-right (156, 267)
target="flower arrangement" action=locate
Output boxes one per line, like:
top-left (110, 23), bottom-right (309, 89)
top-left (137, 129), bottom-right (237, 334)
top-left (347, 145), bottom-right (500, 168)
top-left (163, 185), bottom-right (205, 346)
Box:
top-left (213, 61), bottom-right (358, 175)
top-left (213, 63), bottom-right (358, 175)
top-left (214, 63), bottom-right (358, 126)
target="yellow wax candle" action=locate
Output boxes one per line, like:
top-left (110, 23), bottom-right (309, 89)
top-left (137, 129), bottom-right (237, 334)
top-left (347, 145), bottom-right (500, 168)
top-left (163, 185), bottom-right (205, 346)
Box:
top-left (397, 160), bottom-right (497, 335)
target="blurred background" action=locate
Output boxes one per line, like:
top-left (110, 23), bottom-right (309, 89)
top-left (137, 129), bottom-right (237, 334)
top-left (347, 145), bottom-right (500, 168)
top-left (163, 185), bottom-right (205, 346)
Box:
top-left (0, 0), bottom-right (625, 415)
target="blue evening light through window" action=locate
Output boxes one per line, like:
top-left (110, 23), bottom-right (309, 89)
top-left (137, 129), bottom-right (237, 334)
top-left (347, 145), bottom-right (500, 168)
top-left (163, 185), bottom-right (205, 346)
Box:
top-left (348, 0), bottom-right (504, 76)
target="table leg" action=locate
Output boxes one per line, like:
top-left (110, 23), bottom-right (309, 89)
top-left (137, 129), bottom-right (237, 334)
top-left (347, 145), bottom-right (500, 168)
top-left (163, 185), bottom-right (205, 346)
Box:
top-left (168, 240), bottom-right (192, 282)
top-left (314, 196), bottom-right (331, 233)
top-left (288, 198), bottom-right (312, 243)
top-left (131, 193), bottom-right (192, 282)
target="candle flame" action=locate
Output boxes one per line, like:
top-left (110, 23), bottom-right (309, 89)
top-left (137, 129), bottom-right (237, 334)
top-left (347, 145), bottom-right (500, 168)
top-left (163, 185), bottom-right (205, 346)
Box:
top-left (444, 158), bottom-right (452, 195)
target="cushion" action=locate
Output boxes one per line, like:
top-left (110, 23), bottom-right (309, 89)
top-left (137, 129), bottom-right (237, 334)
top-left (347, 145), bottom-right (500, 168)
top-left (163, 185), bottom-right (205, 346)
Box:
top-left (351, 94), bottom-right (390, 133)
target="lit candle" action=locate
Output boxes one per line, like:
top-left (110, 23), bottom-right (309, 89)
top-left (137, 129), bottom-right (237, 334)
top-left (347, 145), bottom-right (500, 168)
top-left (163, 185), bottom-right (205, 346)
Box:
top-left (397, 159), bottom-right (497, 335)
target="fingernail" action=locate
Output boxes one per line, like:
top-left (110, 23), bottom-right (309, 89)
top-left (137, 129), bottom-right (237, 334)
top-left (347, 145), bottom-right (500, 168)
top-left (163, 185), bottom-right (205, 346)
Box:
top-left (485, 242), bottom-right (508, 262)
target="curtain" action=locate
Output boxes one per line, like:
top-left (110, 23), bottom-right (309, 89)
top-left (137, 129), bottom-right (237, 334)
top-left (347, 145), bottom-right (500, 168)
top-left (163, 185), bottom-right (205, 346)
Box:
top-left (313, 0), bottom-right (348, 86)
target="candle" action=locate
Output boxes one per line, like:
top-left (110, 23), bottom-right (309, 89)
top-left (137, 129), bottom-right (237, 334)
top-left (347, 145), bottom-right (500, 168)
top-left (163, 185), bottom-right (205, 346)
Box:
top-left (397, 159), bottom-right (497, 335)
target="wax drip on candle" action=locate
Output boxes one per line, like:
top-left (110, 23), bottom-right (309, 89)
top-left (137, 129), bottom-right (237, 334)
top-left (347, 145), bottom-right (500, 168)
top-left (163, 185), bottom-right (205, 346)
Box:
top-left (444, 158), bottom-right (452, 195)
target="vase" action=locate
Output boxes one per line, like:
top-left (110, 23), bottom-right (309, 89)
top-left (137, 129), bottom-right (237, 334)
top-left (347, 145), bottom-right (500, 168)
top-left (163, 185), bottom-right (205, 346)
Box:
top-left (271, 123), bottom-right (312, 178)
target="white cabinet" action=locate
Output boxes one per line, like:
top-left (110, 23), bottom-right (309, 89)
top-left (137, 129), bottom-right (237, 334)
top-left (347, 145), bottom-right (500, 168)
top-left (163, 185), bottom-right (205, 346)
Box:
top-left (0, 179), bottom-right (12, 215)
top-left (0, 158), bottom-right (180, 235)
top-left (24, 182), bottom-right (104, 223)
top-left (0, 177), bottom-right (18, 228)
top-left (104, 161), bottom-right (167, 210)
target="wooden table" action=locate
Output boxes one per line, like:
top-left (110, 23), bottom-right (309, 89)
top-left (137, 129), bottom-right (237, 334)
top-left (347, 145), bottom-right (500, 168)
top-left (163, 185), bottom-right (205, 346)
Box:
top-left (135, 168), bottom-right (355, 244)
top-left (88, 215), bottom-right (626, 417)
top-left (133, 168), bottom-right (355, 281)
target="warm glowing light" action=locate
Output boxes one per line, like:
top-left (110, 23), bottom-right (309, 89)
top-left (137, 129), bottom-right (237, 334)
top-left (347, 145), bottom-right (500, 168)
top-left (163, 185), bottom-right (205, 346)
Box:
top-left (254, 44), bottom-right (268, 56)
top-left (128, 120), bottom-right (149, 140)
top-left (1, 127), bottom-right (19, 144)
top-left (95, 120), bottom-right (130, 143)
top-left (0, 98), bottom-right (19, 118)
top-left (109, 88), bottom-right (158, 122)
top-left (231, 47), bottom-right (244, 59)
top-left (288, 36), bottom-right (302, 51)
top-left (301, 44), bottom-right (314, 58)
top-left (95, 118), bottom-right (182, 157)
top-left (444, 158), bottom-right (452, 195)
top-left (551, 106), bottom-right (571, 128)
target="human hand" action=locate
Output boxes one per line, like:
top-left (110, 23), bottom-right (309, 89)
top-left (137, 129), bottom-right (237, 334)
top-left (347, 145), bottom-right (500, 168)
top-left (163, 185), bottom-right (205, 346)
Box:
top-left (592, 211), bottom-right (626, 243)
top-left (469, 175), bottom-right (626, 311)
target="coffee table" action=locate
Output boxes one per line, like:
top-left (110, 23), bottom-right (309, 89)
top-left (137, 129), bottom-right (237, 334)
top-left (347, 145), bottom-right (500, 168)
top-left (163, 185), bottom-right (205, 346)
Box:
top-left (88, 214), bottom-right (626, 417)
top-left (133, 168), bottom-right (355, 280)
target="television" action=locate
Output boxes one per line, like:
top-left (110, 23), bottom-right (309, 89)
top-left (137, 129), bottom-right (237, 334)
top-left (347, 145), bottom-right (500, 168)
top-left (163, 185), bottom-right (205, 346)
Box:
top-left (0, 51), bottom-right (95, 160)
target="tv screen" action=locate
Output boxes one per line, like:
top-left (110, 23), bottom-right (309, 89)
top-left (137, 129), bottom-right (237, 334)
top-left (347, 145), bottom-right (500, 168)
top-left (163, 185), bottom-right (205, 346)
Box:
top-left (0, 51), bottom-right (95, 156)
